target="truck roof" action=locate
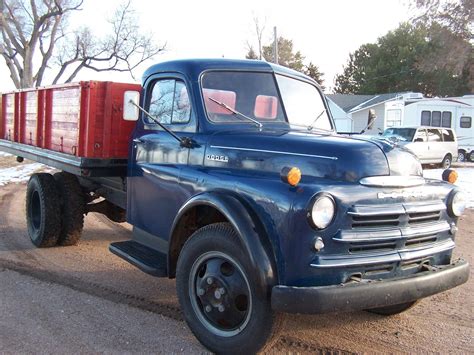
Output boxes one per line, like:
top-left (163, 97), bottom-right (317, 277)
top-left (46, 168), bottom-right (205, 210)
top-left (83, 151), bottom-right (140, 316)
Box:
top-left (142, 58), bottom-right (312, 84)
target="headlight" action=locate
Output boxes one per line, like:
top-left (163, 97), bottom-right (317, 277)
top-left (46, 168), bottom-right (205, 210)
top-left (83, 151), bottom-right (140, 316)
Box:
top-left (310, 195), bottom-right (336, 229)
top-left (449, 191), bottom-right (467, 217)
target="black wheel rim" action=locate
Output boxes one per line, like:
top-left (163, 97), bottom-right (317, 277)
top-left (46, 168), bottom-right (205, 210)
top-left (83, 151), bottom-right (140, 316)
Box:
top-left (189, 251), bottom-right (252, 337)
top-left (30, 190), bottom-right (41, 231)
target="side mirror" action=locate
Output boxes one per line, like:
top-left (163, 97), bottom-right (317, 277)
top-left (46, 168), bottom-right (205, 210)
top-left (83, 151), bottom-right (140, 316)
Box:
top-left (367, 109), bottom-right (376, 130)
top-left (123, 91), bottom-right (140, 121)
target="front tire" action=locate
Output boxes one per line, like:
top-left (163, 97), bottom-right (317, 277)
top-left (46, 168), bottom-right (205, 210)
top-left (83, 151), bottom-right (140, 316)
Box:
top-left (441, 154), bottom-right (452, 169)
top-left (176, 223), bottom-right (282, 354)
top-left (26, 173), bottom-right (61, 248)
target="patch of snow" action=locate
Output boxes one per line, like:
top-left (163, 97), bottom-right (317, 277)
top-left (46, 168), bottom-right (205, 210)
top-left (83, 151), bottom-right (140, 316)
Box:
top-left (0, 152), bottom-right (12, 157)
top-left (0, 163), bottom-right (54, 186)
top-left (423, 168), bottom-right (474, 209)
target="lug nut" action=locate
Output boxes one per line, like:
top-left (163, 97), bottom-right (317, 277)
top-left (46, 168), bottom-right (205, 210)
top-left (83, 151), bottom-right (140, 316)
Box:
top-left (197, 288), bottom-right (205, 296)
top-left (218, 305), bottom-right (225, 312)
top-left (214, 290), bottom-right (221, 299)
top-left (206, 277), bottom-right (213, 285)
top-left (205, 305), bottom-right (212, 313)
top-left (219, 288), bottom-right (225, 295)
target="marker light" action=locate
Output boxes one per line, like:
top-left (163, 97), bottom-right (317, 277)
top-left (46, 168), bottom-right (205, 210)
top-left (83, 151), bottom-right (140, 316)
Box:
top-left (442, 169), bottom-right (458, 184)
top-left (281, 167), bottom-right (301, 186)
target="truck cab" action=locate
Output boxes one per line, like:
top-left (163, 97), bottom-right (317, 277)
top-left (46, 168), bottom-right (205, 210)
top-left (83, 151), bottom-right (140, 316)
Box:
top-left (1, 59), bottom-right (469, 354)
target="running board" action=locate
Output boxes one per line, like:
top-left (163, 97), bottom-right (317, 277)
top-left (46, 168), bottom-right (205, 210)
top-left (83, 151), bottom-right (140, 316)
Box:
top-left (109, 241), bottom-right (167, 277)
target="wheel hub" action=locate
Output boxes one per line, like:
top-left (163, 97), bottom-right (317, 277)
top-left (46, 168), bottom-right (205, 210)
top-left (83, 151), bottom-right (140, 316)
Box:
top-left (191, 254), bottom-right (251, 334)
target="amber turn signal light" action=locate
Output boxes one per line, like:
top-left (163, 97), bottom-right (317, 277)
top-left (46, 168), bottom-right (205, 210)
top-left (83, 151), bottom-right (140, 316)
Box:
top-left (442, 169), bottom-right (458, 184)
top-left (281, 167), bottom-right (302, 186)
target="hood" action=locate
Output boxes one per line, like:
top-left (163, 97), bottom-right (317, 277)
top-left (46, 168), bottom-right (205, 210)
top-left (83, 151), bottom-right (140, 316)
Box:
top-left (205, 129), bottom-right (422, 183)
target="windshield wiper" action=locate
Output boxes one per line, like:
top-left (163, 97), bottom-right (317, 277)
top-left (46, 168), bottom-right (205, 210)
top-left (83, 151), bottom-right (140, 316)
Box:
top-left (307, 109), bottom-right (327, 131)
top-left (208, 97), bottom-right (263, 129)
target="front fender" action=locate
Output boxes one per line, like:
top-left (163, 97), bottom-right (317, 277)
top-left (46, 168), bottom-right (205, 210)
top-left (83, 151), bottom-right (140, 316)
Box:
top-left (169, 191), bottom-right (277, 295)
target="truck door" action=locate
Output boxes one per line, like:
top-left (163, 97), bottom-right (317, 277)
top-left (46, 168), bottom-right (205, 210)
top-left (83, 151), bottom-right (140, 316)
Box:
top-left (128, 76), bottom-right (196, 246)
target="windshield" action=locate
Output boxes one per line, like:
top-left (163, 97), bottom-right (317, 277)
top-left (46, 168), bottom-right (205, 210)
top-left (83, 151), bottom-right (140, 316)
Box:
top-left (275, 74), bottom-right (332, 131)
top-left (202, 71), bottom-right (286, 124)
top-left (201, 71), bottom-right (332, 130)
top-left (382, 128), bottom-right (416, 142)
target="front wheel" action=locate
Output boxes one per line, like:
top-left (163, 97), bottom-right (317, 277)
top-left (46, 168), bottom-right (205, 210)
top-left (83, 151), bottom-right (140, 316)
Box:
top-left (176, 223), bottom-right (282, 354)
top-left (458, 150), bottom-right (466, 162)
top-left (441, 154), bottom-right (452, 169)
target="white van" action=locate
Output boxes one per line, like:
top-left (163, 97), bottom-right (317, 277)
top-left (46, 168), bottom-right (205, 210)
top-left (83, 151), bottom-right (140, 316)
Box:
top-left (383, 95), bottom-right (473, 161)
top-left (382, 126), bottom-right (458, 168)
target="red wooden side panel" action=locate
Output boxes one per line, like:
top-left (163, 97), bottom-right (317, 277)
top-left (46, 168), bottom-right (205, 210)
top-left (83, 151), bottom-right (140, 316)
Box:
top-left (49, 85), bottom-right (81, 155)
top-left (0, 95), bottom-right (5, 140)
top-left (108, 82), bottom-right (141, 158)
top-left (88, 82), bottom-right (140, 158)
top-left (2, 80), bottom-right (140, 159)
top-left (4, 94), bottom-right (15, 141)
top-left (21, 91), bottom-right (39, 146)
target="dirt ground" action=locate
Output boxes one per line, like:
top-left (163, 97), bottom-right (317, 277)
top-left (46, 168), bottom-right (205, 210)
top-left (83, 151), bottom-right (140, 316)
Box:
top-left (0, 178), bottom-right (473, 353)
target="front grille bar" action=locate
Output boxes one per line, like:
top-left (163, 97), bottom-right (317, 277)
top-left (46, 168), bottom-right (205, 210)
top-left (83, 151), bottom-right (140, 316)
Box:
top-left (311, 239), bottom-right (454, 268)
top-left (334, 220), bottom-right (451, 243)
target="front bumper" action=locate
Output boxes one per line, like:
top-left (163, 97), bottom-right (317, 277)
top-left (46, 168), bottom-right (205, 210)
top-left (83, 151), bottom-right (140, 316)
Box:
top-left (271, 259), bottom-right (469, 314)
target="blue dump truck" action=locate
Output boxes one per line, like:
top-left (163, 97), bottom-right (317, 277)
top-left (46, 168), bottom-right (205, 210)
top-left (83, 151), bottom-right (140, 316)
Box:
top-left (0, 59), bottom-right (469, 353)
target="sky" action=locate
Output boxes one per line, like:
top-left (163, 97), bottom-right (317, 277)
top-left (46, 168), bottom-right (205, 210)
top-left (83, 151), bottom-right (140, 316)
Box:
top-left (0, 0), bottom-right (414, 93)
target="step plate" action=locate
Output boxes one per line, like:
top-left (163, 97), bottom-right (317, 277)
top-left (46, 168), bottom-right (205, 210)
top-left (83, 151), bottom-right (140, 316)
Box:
top-left (109, 240), bottom-right (167, 277)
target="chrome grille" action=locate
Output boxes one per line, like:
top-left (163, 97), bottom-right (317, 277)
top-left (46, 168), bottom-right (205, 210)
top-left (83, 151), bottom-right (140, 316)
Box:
top-left (408, 211), bottom-right (440, 224)
top-left (351, 214), bottom-right (399, 228)
top-left (349, 201), bottom-right (444, 229)
top-left (336, 201), bottom-right (448, 254)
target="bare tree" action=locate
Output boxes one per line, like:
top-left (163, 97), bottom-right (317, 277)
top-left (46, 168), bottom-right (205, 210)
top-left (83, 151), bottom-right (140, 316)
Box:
top-left (412, 0), bottom-right (473, 39)
top-left (0, 0), bottom-right (165, 89)
top-left (245, 15), bottom-right (266, 60)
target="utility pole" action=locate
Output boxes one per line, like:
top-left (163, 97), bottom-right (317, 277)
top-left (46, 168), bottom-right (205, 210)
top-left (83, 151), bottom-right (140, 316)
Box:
top-left (273, 26), bottom-right (278, 64)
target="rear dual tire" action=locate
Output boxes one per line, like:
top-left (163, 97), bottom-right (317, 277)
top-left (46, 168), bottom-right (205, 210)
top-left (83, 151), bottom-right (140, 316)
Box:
top-left (26, 172), bottom-right (85, 247)
top-left (26, 173), bottom-right (62, 247)
top-left (53, 172), bottom-right (85, 246)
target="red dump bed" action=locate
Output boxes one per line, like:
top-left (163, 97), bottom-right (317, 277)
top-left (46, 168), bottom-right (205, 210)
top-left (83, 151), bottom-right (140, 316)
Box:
top-left (0, 81), bottom-right (141, 159)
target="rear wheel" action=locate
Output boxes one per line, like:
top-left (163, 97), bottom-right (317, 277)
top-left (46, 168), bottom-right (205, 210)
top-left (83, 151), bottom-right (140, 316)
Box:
top-left (26, 173), bottom-right (61, 248)
top-left (441, 154), bottom-right (452, 169)
top-left (367, 300), bottom-right (419, 316)
top-left (176, 223), bottom-right (282, 354)
top-left (469, 152), bottom-right (474, 162)
top-left (54, 172), bottom-right (85, 246)
top-left (458, 150), bottom-right (466, 162)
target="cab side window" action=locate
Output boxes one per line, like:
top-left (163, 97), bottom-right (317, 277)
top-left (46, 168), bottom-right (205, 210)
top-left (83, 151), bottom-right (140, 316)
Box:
top-left (147, 79), bottom-right (191, 126)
